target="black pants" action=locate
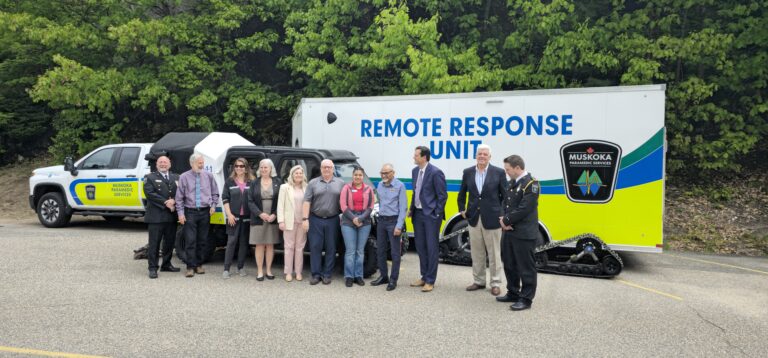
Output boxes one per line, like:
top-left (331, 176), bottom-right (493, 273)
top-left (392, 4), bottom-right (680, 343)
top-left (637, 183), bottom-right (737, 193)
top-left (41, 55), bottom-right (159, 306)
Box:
top-left (376, 216), bottom-right (401, 282)
top-left (147, 222), bottom-right (176, 270)
top-left (501, 234), bottom-right (537, 304)
top-left (308, 215), bottom-right (339, 279)
top-left (224, 219), bottom-right (249, 271)
top-left (183, 208), bottom-right (210, 269)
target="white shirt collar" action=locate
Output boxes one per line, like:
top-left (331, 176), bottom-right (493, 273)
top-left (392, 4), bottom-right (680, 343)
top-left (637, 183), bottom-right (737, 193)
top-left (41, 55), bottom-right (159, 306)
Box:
top-left (515, 171), bottom-right (529, 183)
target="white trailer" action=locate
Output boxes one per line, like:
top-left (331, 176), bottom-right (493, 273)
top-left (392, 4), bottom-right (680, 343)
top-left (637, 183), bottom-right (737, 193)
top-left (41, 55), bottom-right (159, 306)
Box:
top-left (293, 85), bottom-right (666, 275)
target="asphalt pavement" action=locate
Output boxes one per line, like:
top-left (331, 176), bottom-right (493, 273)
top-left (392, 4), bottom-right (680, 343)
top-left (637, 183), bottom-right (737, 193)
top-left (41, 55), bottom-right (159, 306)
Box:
top-left (0, 219), bottom-right (766, 357)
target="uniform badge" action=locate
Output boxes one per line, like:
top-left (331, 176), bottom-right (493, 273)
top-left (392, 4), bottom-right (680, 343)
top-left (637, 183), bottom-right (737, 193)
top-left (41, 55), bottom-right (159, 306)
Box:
top-left (532, 183), bottom-right (539, 194)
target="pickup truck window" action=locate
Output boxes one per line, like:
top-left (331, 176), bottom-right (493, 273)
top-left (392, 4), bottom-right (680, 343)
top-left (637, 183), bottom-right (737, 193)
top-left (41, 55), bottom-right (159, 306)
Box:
top-left (116, 147), bottom-right (141, 169)
top-left (79, 148), bottom-right (116, 170)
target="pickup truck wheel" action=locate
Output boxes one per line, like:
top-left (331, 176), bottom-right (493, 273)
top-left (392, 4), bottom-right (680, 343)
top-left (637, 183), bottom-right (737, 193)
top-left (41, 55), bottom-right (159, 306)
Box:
top-left (103, 216), bottom-right (125, 223)
top-left (37, 192), bottom-right (71, 228)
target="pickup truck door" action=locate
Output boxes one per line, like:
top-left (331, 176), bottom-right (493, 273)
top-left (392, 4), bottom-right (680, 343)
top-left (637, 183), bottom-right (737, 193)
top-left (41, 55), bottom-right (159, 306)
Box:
top-left (70, 146), bottom-right (146, 210)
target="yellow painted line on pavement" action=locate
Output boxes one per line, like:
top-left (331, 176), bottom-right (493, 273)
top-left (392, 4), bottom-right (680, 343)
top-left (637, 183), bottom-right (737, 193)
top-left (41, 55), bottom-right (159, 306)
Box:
top-left (668, 254), bottom-right (768, 276)
top-left (0, 345), bottom-right (108, 358)
top-left (617, 279), bottom-right (683, 301)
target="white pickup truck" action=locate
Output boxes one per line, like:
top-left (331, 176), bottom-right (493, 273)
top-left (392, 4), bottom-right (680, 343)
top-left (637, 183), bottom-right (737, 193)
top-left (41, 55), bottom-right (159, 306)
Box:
top-left (29, 143), bottom-right (153, 227)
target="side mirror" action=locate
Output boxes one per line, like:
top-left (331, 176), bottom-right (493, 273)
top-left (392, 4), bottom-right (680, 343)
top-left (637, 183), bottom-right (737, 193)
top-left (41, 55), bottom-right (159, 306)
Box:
top-left (64, 157), bottom-right (78, 176)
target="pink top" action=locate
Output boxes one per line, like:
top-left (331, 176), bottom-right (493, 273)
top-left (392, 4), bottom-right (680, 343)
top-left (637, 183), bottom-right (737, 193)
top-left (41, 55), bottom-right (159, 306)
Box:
top-left (293, 187), bottom-right (304, 224)
top-left (340, 183), bottom-right (374, 212)
top-left (236, 180), bottom-right (247, 216)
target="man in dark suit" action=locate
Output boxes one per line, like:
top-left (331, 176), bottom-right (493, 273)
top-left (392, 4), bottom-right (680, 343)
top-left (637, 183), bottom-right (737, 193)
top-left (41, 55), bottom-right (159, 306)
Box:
top-left (498, 154), bottom-right (540, 310)
top-left (408, 146), bottom-right (447, 292)
top-left (143, 155), bottom-right (181, 279)
top-left (457, 144), bottom-right (508, 296)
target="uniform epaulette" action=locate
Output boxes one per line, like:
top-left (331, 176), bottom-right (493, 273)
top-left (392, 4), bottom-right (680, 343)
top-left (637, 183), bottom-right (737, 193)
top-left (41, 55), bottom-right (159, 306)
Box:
top-left (523, 177), bottom-right (539, 194)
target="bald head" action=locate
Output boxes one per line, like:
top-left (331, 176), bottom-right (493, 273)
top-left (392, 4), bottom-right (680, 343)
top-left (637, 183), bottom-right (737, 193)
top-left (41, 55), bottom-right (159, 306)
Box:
top-left (320, 159), bottom-right (334, 181)
top-left (156, 156), bottom-right (171, 174)
top-left (380, 163), bottom-right (395, 184)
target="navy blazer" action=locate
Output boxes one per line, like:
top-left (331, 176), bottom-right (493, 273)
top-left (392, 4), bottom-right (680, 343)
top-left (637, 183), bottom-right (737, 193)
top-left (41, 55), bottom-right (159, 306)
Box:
top-left (410, 163), bottom-right (448, 220)
top-left (457, 164), bottom-right (507, 229)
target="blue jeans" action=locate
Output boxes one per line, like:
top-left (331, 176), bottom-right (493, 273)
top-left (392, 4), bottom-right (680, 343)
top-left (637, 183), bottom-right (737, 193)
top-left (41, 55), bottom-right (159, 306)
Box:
top-left (341, 224), bottom-right (371, 278)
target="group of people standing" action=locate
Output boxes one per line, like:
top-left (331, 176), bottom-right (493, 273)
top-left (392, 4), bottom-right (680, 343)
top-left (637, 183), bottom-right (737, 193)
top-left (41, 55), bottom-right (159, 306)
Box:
top-left (142, 145), bottom-right (540, 311)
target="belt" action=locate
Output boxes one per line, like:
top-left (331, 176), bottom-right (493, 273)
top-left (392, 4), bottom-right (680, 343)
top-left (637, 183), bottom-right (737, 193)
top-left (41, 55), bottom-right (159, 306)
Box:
top-left (311, 213), bottom-right (337, 219)
top-left (185, 207), bottom-right (210, 212)
top-left (379, 215), bottom-right (398, 220)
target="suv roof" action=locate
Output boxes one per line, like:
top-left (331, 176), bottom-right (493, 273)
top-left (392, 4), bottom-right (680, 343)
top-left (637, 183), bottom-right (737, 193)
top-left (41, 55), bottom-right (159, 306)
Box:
top-left (228, 146), bottom-right (358, 161)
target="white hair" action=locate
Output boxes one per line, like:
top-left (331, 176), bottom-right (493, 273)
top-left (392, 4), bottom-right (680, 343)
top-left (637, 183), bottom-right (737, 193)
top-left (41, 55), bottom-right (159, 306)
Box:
top-left (257, 158), bottom-right (277, 178)
top-left (476, 144), bottom-right (492, 156)
top-left (189, 153), bottom-right (203, 165)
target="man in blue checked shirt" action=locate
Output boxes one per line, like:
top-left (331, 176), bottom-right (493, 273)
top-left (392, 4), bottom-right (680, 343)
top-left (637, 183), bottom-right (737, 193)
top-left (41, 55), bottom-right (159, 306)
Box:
top-left (370, 163), bottom-right (407, 291)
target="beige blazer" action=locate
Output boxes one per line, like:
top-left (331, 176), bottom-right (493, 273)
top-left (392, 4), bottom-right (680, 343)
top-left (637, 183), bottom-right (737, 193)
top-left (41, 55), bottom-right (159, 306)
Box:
top-left (277, 183), bottom-right (304, 230)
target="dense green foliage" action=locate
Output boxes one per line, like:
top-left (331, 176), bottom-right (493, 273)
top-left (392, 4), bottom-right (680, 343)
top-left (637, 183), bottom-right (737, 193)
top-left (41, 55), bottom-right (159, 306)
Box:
top-left (1, 0), bottom-right (765, 182)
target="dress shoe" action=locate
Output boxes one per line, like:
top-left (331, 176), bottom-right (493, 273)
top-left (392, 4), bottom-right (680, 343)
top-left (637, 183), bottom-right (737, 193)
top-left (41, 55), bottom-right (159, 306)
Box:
top-left (421, 283), bottom-right (434, 292)
top-left (185, 269), bottom-right (195, 278)
top-left (491, 287), bottom-right (501, 296)
top-left (322, 277), bottom-right (331, 285)
top-left (310, 276), bottom-right (321, 285)
top-left (222, 270), bottom-right (231, 279)
top-left (148, 270), bottom-right (158, 279)
top-left (410, 279), bottom-right (425, 287)
top-left (160, 265), bottom-right (180, 272)
top-left (510, 301), bottom-right (532, 311)
top-left (285, 274), bottom-right (293, 282)
top-left (266, 274), bottom-right (275, 280)
top-left (345, 278), bottom-right (353, 287)
top-left (256, 275), bottom-right (265, 282)
top-left (195, 266), bottom-right (205, 274)
top-left (386, 282), bottom-right (397, 291)
top-left (296, 274), bottom-right (303, 281)
top-left (496, 294), bottom-right (518, 303)
top-left (466, 283), bottom-right (486, 291)
top-left (354, 277), bottom-right (365, 286)
top-left (370, 276), bottom-right (389, 286)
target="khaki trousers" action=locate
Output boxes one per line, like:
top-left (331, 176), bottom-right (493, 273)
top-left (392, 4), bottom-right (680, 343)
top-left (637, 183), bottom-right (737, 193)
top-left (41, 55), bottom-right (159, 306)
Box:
top-left (468, 220), bottom-right (503, 288)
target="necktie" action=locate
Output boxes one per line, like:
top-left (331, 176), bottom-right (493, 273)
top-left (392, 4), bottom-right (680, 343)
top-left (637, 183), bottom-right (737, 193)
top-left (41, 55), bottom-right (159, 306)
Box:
top-left (195, 173), bottom-right (202, 208)
top-left (415, 169), bottom-right (424, 208)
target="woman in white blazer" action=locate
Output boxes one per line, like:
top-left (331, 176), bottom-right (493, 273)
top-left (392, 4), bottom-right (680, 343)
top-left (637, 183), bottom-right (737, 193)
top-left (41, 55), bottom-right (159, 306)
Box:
top-left (277, 165), bottom-right (308, 281)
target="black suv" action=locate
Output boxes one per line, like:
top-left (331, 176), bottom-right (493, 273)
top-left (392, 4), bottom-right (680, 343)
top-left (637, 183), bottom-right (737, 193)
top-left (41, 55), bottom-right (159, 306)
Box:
top-left (146, 133), bottom-right (387, 278)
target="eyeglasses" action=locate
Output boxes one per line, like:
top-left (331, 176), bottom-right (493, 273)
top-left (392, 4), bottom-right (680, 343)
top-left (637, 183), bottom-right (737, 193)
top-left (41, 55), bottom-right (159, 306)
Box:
top-left (380, 171), bottom-right (393, 175)
top-left (234, 165), bottom-right (246, 168)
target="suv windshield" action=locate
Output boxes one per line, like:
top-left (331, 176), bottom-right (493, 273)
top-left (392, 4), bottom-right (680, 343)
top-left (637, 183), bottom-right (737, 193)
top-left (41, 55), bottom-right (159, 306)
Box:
top-left (335, 161), bottom-right (374, 187)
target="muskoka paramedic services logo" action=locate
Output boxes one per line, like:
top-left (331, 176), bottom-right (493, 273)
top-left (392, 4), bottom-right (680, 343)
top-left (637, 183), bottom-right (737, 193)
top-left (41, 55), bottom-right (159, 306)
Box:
top-left (560, 140), bottom-right (621, 203)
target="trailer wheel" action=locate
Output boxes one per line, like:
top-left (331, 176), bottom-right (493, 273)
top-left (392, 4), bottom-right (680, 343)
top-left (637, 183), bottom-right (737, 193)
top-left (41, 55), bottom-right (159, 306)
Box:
top-left (37, 192), bottom-right (71, 228)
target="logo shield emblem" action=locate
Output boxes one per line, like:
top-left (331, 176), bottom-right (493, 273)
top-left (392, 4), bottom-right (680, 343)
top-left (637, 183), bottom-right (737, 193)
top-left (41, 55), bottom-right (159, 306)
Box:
top-left (560, 140), bottom-right (621, 203)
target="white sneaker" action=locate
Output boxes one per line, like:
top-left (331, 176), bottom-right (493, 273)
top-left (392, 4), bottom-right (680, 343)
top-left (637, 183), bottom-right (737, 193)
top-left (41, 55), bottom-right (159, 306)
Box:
top-left (222, 270), bottom-right (230, 279)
